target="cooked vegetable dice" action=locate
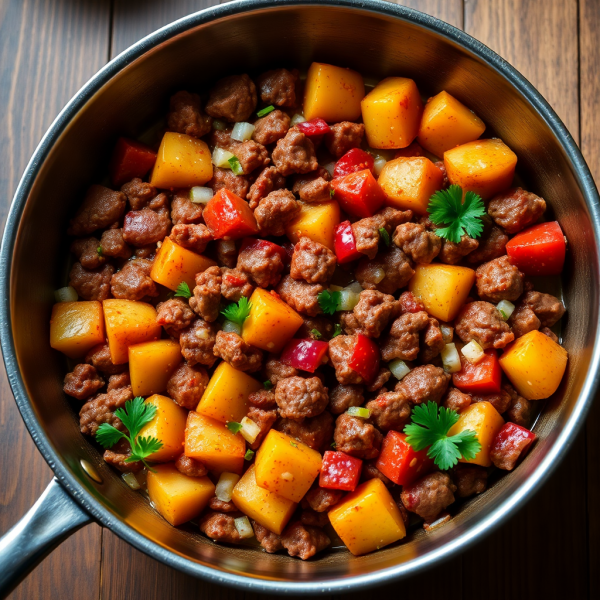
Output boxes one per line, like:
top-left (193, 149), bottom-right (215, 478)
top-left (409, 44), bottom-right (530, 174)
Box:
top-left (255, 429), bottom-right (322, 502)
top-left (453, 349), bottom-right (502, 395)
top-left (319, 451), bottom-right (362, 491)
top-left (129, 339), bottom-right (182, 397)
top-left (375, 431), bottom-right (434, 486)
top-left (147, 463), bottom-right (215, 526)
top-left (109, 137), bottom-right (157, 188)
top-left (50, 301), bottom-right (105, 359)
top-left (331, 170), bottom-right (386, 219)
top-left (203, 188), bottom-right (259, 240)
top-left (285, 200), bottom-right (340, 251)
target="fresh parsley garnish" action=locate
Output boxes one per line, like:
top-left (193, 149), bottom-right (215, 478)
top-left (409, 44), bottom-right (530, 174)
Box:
top-left (97, 246), bottom-right (103, 257)
top-left (379, 227), bottom-right (390, 247)
top-left (263, 380), bottom-right (273, 391)
top-left (331, 441), bottom-right (337, 450)
top-left (174, 281), bottom-right (192, 299)
top-left (290, 441), bottom-right (298, 448)
top-left (244, 449), bottom-right (255, 461)
top-left (311, 328), bottom-right (322, 339)
top-left (403, 401), bottom-right (481, 471)
top-left (96, 397), bottom-right (163, 470)
top-left (221, 297), bottom-right (252, 327)
top-left (332, 323), bottom-right (342, 338)
top-left (226, 421), bottom-right (243, 434)
top-left (318, 290), bottom-right (340, 315)
top-left (257, 105), bottom-right (275, 117)
top-left (427, 184), bottom-right (486, 244)
top-left (228, 155), bottom-right (244, 176)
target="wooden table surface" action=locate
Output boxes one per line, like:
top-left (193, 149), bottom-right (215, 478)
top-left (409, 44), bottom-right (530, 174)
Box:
top-left (0, 0), bottom-right (598, 598)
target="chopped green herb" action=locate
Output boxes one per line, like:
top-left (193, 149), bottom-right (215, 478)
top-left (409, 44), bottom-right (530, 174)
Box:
top-left (347, 406), bottom-right (371, 419)
top-left (263, 380), bottom-right (273, 391)
top-left (332, 323), bottom-right (343, 338)
top-left (221, 297), bottom-right (252, 327)
top-left (228, 155), bottom-right (244, 176)
top-left (317, 290), bottom-right (341, 315)
top-left (244, 449), bottom-right (255, 461)
top-left (311, 328), bottom-right (322, 339)
top-left (97, 246), bottom-right (103, 257)
top-left (331, 441), bottom-right (337, 450)
top-left (96, 397), bottom-right (163, 470)
top-left (403, 401), bottom-right (481, 471)
top-left (329, 187), bottom-right (335, 198)
top-left (427, 184), bottom-right (486, 244)
top-left (379, 227), bottom-right (390, 247)
top-left (290, 441), bottom-right (298, 448)
top-left (174, 281), bottom-right (192, 299)
top-left (226, 421), bottom-right (243, 435)
top-left (257, 105), bottom-right (276, 117)
top-left (500, 309), bottom-right (508, 320)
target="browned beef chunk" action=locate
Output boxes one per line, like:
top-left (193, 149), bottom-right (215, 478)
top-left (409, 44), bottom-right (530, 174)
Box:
top-left (296, 316), bottom-right (336, 341)
top-left (352, 290), bottom-right (398, 338)
top-left (248, 388), bottom-right (277, 410)
top-left (455, 301), bottom-right (514, 349)
top-left (398, 290), bottom-right (426, 314)
top-left (467, 222), bottom-right (508, 265)
top-left (100, 228), bottom-right (132, 259)
top-left (199, 511), bottom-right (241, 543)
top-left (275, 411), bottom-right (334, 452)
top-left (123, 204), bottom-right (171, 247)
top-left (420, 317), bottom-right (445, 362)
top-left (107, 372), bottom-right (130, 391)
top-left (490, 429), bottom-right (533, 471)
top-left (254, 189), bottom-right (300, 237)
top-left (504, 382), bottom-right (535, 427)
top-left (471, 389), bottom-right (512, 414)
top-left (352, 208), bottom-right (413, 260)
top-left (290, 237), bottom-right (337, 284)
top-left (247, 406), bottom-right (278, 450)
top-left (324, 121), bottom-right (365, 158)
top-left (328, 335), bottom-right (364, 385)
top-left (257, 68), bottom-right (299, 107)
top-left (70, 237), bottom-right (105, 270)
top-left (334, 413), bottom-right (382, 460)
top-left (272, 128), bottom-right (318, 176)
top-left (79, 385), bottom-right (133, 436)
top-left (452, 464), bottom-right (487, 498)
top-left (68, 185), bottom-right (126, 236)
top-left (439, 235), bottom-right (479, 264)
top-left (167, 90), bottom-right (212, 138)
top-left (208, 167), bottom-right (250, 198)
top-left (275, 376), bottom-right (328, 421)
top-left (393, 222), bottom-right (442, 264)
top-left (488, 187), bottom-right (546, 233)
top-left (175, 454), bottom-right (208, 477)
top-left (213, 331), bottom-right (263, 373)
top-left (264, 357), bottom-right (298, 387)
top-left (209, 497), bottom-right (238, 513)
top-left (476, 256), bottom-right (524, 302)
top-left (520, 291), bottom-right (565, 327)
top-left (381, 311), bottom-right (429, 362)
top-left (233, 140), bottom-right (270, 175)
top-left (366, 367), bottom-right (392, 393)
top-left (443, 387), bottom-right (472, 413)
top-left (395, 364), bottom-right (450, 404)
top-left (170, 223), bottom-right (212, 254)
top-left (361, 461), bottom-right (392, 487)
top-left (63, 364), bottom-right (104, 400)
top-left (367, 391), bottom-right (413, 431)
top-left (247, 166), bottom-right (287, 209)
top-left (301, 509), bottom-right (329, 528)
top-left (237, 240), bottom-right (285, 288)
top-left (156, 298), bottom-right (195, 335)
top-left (85, 343), bottom-right (126, 375)
top-left (253, 109), bottom-right (290, 145)
top-left (280, 522), bottom-right (330, 560)
top-left (120, 178), bottom-right (156, 211)
top-left (252, 521), bottom-right (284, 553)
top-left (401, 472), bottom-right (457, 522)
top-left (298, 176), bottom-right (331, 203)
top-left (103, 439), bottom-right (142, 473)
top-left (167, 362), bottom-right (209, 410)
top-left (189, 266), bottom-right (222, 323)
top-left (179, 318), bottom-right (219, 367)
top-left (221, 268), bottom-right (254, 302)
top-left (171, 190), bottom-right (204, 225)
top-left (276, 275), bottom-right (323, 317)
top-left (110, 259), bottom-right (157, 301)
top-left (355, 246), bottom-right (415, 295)
top-left (302, 487), bottom-right (343, 512)
top-left (69, 262), bottom-right (114, 301)
top-left (205, 74), bottom-right (257, 122)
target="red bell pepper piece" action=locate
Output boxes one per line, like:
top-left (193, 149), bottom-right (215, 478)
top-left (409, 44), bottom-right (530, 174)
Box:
top-left (348, 333), bottom-right (380, 383)
top-left (240, 237), bottom-right (287, 262)
top-left (280, 241), bottom-right (295, 265)
top-left (319, 451), bottom-right (363, 491)
top-left (203, 189), bottom-right (259, 240)
top-left (393, 141), bottom-right (424, 159)
top-left (333, 148), bottom-right (375, 179)
top-left (490, 422), bottom-right (536, 470)
top-left (296, 118), bottom-right (331, 137)
top-left (109, 137), bottom-right (157, 188)
top-left (453, 349), bottom-right (502, 395)
top-left (331, 169), bottom-right (386, 219)
top-left (334, 220), bottom-right (362, 264)
top-left (505, 221), bottom-right (566, 276)
top-left (280, 338), bottom-right (329, 373)
top-left (375, 431), bottom-right (434, 486)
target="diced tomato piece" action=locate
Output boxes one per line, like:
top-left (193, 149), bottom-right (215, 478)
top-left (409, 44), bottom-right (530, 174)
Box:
top-left (319, 451), bottom-right (363, 491)
top-left (393, 141), bottom-right (424, 159)
top-left (240, 237), bottom-right (287, 262)
top-left (334, 220), bottom-right (362, 264)
top-left (280, 338), bottom-right (329, 373)
top-left (296, 118), bottom-right (331, 137)
top-left (331, 169), bottom-right (386, 219)
top-left (505, 221), bottom-right (566, 276)
top-left (109, 137), bottom-right (157, 188)
top-left (280, 241), bottom-right (295, 265)
top-left (348, 333), bottom-right (380, 383)
top-left (203, 189), bottom-right (259, 240)
top-left (375, 431), bottom-right (434, 486)
top-left (333, 148), bottom-right (375, 179)
top-left (490, 422), bottom-right (536, 470)
top-left (222, 270), bottom-right (245, 287)
top-left (453, 349), bottom-right (502, 395)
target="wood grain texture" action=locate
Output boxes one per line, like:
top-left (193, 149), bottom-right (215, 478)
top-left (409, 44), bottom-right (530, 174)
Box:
top-left (0, 1), bottom-right (109, 599)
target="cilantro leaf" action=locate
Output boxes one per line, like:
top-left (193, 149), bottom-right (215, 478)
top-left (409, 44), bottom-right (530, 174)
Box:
top-left (244, 449), bottom-right (255, 461)
top-left (379, 227), bottom-right (390, 247)
top-left (227, 421), bottom-right (243, 434)
top-left (263, 380), bottom-right (273, 391)
top-left (129, 436), bottom-right (163, 463)
top-left (114, 397), bottom-right (157, 440)
top-left (257, 105), bottom-right (275, 117)
top-left (96, 423), bottom-right (127, 448)
top-left (174, 281), bottom-right (192, 299)
top-left (332, 323), bottom-right (342, 338)
top-left (311, 328), bottom-right (322, 339)
top-left (318, 290), bottom-right (341, 315)
top-left (329, 187), bottom-right (335, 198)
top-left (228, 155), bottom-right (244, 176)
top-left (403, 401), bottom-right (481, 470)
top-left (97, 246), bottom-right (103, 257)
top-left (221, 297), bottom-right (252, 327)
top-left (427, 184), bottom-right (486, 243)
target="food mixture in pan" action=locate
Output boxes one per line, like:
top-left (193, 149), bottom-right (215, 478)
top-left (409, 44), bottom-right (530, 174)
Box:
top-left (50, 62), bottom-right (568, 559)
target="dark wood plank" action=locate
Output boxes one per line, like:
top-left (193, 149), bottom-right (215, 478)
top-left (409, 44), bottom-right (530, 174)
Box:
top-left (0, 1), bottom-right (110, 599)
top-left (463, 2), bottom-right (586, 598)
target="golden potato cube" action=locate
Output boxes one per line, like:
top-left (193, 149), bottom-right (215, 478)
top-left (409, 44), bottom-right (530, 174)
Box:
top-left (147, 463), bottom-right (215, 526)
top-left (361, 77), bottom-right (423, 149)
top-left (303, 62), bottom-right (365, 123)
top-left (448, 401), bottom-right (505, 467)
top-left (50, 301), bottom-right (105, 359)
top-left (378, 157), bottom-right (444, 215)
top-left (285, 200), bottom-right (340, 251)
top-left (102, 299), bottom-right (161, 365)
top-left (499, 330), bottom-right (568, 400)
top-left (409, 264), bottom-right (476, 322)
top-left (184, 411), bottom-right (245, 475)
top-left (254, 430), bottom-right (322, 503)
top-left (328, 478), bottom-right (406, 555)
top-left (231, 465), bottom-right (296, 535)
top-left (150, 132), bottom-right (212, 189)
top-left (129, 339), bottom-right (182, 397)
top-left (197, 361), bottom-right (262, 424)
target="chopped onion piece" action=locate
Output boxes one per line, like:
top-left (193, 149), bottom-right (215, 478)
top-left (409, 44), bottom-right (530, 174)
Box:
top-left (215, 472), bottom-right (240, 502)
top-left (440, 324), bottom-right (454, 343)
top-left (212, 119), bottom-right (227, 131)
top-left (337, 290), bottom-right (360, 311)
top-left (347, 406), bottom-right (371, 419)
top-left (461, 340), bottom-right (485, 364)
top-left (240, 416), bottom-right (261, 444)
top-left (122, 472), bottom-right (141, 490)
top-left (231, 122), bottom-right (256, 141)
top-left (344, 281), bottom-right (363, 294)
top-left (234, 516), bottom-right (254, 539)
top-left (190, 186), bottom-right (213, 204)
top-left (212, 147), bottom-right (235, 168)
top-left (389, 359), bottom-right (411, 381)
top-left (373, 157), bottom-right (387, 176)
top-left (54, 286), bottom-right (78, 303)
top-left (441, 343), bottom-right (461, 373)
top-left (219, 239), bottom-right (236, 254)
top-left (322, 162), bottom-right (335, 178)
top-left (222, 320), bottom-right (242, 336)
top-left (290, 114), bottom-right (306, 126)
top-left (496, 300), bottom-right (515, 320)
top-left (371, 267), bottom-right (386, 284)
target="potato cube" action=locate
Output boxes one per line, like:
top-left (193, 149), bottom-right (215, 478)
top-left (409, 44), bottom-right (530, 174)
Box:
top-left (184, 411), bottom-right (245, 475)
top-left (147, 463), bottom-right (215, 526)
top-left (242, 288), bottom-right (304, 353)
top-left (231, 465), bottom-right (296, 535)
top-left (285, 200), bottom-right (340, 251)
top-left (103, 299), bottom-right (161, 364)
top-left (303, 62), bottom-right (365, 122)
top-left (499, 330), bottom-right (568, 400)
top-left (150, 132), bottom-right (212, 189)
top-left (129, 339), bottom-right (182, 397)
top-left (361, 77), bottom-right (423, 149)
top-left (328, 478), bottom-right (406, 555)
top-left (50, 301), bottom-right (105, 359)
top-left (197, 361), bottom-right (262, 424)
top-left (254, 430), bottom-right (322, 503)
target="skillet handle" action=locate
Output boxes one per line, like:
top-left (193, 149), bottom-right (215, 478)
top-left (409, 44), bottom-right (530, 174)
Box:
top-left (0, 478), bottom-right (92, 598)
